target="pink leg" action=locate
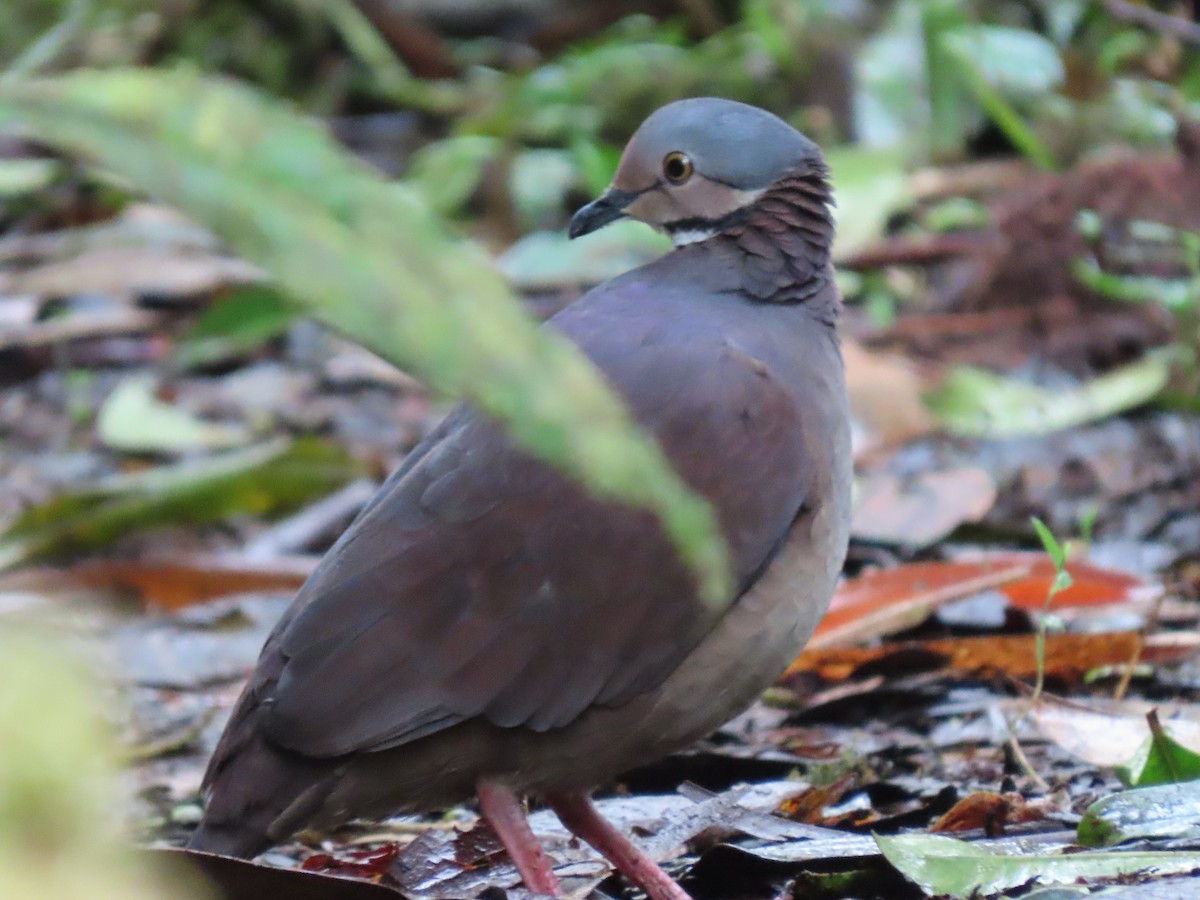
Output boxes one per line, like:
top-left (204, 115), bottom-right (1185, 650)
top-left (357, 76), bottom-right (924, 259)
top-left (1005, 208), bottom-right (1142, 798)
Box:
top-left (476, 779), bottom-right (561, 896)
top-left (546, 792), bottom-right (691, 900)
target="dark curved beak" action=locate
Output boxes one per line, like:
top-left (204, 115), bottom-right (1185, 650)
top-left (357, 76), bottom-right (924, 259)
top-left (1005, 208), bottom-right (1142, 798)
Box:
top-left (569, 187), bottom-right (638, 239)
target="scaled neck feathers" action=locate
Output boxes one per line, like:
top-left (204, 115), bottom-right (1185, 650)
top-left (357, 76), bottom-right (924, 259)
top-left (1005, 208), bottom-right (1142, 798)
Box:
top-left (686, 165), bottom-right (837, 321)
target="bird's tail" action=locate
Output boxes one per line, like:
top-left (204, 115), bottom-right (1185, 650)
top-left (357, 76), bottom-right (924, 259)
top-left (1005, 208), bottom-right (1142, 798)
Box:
top-left (188, 706), bottom-right (335, 859)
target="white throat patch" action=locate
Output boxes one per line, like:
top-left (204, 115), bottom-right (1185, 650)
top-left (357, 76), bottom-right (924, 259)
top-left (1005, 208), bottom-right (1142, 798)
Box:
top-left (670, 228), bottom-right (716, 247)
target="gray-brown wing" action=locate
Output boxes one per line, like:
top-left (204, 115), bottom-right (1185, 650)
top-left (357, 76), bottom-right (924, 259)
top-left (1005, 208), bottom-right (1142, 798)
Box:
top-left (255, 296), bottom-right (817, 758)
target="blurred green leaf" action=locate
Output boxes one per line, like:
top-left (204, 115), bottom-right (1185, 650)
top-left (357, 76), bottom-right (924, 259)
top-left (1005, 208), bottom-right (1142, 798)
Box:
top-left (0, 634), bottom-right (211, 899)
top-left (925, 351), bottom-right (1172, 437)
top-left (404, 135), bottom-right (500, 217)
top-left (921, 0), bottom-right (973, 162)
top-left (570, 137), bottom-right (622, 197)
top-left (0, 437), bottom-right (357, 570)
top-left (0, 69), bottom-right (732, 605)
top-left (946, 25), bottom-right (1064, 97)
top-left (826, 144), bottom-right (911, 256)
top-left (943, 26), bottom-right (1059, 169)
top-left (176, 285), bottom-right (297, 369)
top-left (1030, 517), bottom-right (1069, 573)
top-left (1079, 781), bottom-right (1200, 847)
top-left (511, 148), bottom-right (579, 232)
top-left (0, 157), bottom-right (59, 196)
top-left (877, 832), bottom-right (1200, 897)
top-left (500, 220), bottom-right (670, 291)
top-left (96, 375), bottom-right (252, 453)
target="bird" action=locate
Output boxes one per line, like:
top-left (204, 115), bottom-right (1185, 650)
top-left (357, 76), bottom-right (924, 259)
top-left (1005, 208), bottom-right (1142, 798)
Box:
top-left (188, 97), bottom-right (851, 900)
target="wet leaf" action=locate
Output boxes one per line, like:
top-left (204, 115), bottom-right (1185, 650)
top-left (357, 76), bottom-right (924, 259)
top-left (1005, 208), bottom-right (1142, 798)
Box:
top-left (97, 375), bottom-right (252, 453)
top-left (877, 832), bottom-right (1200, 897)
top-left (0, 438), bottom-right (357, 570)
top-left (1078, 781), bottom-right (1200, 847)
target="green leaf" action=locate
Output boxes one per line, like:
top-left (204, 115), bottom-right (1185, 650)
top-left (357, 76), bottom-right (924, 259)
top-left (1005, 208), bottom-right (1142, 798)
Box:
top-left (499, 221), bottom-right (670, 290)
top-left (1116, 725), bottom-right (1200, 788)
top-left (1031, 517), bottom-right (1068, 575)
top-left (0, 69), bottom-right (732, 607)
top-left (825, 144), bottom-right (911, 257)
top-left (877, 832), bottom-right (1200, 897)
top-left (942, 27), bottom-right (1057, 170)
top-left (944, 25), bottom-right (1064, 97)
top-left (176, 285), bottom-right (297, 369)
top-left (404, 135), bottom-right (500, 217)
top-left (0, 156), bottom-right (59, 197)
top-left (925, 352), bottom-right (1172, 438)
top-left (1079, 781), bottom-right (1200, 847)
top-left (96, 375), bottom-right (251, 453)
top-left (0, 438), bottom-right (357, 570)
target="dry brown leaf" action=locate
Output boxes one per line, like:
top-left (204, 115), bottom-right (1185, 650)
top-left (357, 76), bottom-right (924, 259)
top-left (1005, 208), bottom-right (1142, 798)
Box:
top-left (842, 339), bottom-right (935, 455)
top-left (813, 560), bottom-right (1030, 649)
top-left (786, 631), bottom-right (1200, 683)
top-left (0, 554), bottom-right (315, 612)
top-left (851, 466), bottom-right (997, 547)
top-left (931, 791), bottom-right (1043, 836)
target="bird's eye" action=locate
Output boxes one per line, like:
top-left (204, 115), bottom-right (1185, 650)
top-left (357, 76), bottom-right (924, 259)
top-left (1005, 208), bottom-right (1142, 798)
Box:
top-left (662, 151), bottom-right (693, 184)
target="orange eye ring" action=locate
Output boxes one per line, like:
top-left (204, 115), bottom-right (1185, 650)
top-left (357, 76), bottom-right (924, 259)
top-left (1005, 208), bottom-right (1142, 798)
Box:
top-left (662, 151), bottom-right (693, 184)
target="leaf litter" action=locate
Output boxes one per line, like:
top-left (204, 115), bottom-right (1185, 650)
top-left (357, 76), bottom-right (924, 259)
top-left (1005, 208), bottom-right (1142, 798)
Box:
top-left (2, 34), bottom-right (1200, 900)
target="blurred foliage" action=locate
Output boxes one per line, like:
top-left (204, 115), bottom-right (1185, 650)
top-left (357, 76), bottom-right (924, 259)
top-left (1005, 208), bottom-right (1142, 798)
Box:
top-left (0, 635), bottom-right (209, 899)
top-left (0, 69), bottom-right (734, 605)
top-left (0, 437), bottom-right (358, 570)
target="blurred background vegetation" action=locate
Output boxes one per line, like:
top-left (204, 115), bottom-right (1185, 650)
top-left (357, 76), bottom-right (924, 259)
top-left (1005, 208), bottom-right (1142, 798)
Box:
top-left (1, 2), bottom-right (1199, 897)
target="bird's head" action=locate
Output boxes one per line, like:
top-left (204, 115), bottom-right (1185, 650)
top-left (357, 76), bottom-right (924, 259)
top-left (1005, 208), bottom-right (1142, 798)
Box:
top-left (569, 98), bottom-right (825, 246)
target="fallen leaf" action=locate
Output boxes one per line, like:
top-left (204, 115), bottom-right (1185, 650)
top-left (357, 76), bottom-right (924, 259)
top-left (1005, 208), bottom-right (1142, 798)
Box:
top-left (0, 244), bottom-right (265, 302)
top-left (144, 848), bottom-right (406, 898)
top-left (931, 791), bottom-right (1043, 836)
top-left (1032, 696), bottom-right (1200, 769)
top-left (843, 340), bottom-right (935, 454)
top-left (850, 466), bottom-right (997, 547)
top-left (1078, 781), bottom-right (1200, 848)
top-left (0, 438), bottom-right (358, 570)
top-left (787, 632), bottom-right (1199, 683)
top-left (817, 556), bottom-right (1153, 650)
top-left (813, 561), bottom-right (1031, 648)
top-left (1119, 710), bottom-right (1200, 787)
top-left (0, 554), bottom-right (315, 612)
top-left (925, 352), bottom-right (1173, 438)
top-left (877, 832), bottom-right (1200, 897)
top-left (97, 376), bottom-right (252, 453)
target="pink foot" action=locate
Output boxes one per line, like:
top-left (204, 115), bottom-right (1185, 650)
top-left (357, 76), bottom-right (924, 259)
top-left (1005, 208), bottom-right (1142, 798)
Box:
top-left (547, 792), bottom-right (692, 900)
top-left (476, 778), bottom-right (561, 896)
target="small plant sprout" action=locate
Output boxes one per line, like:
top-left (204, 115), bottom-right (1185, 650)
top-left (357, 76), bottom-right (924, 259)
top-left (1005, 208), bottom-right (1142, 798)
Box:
top-left (1030, 516), bottom-right (1074, 703)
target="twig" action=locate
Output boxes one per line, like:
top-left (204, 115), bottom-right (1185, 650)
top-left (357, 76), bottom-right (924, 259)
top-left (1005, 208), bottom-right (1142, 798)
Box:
top-left (1101, 0), bottom-right (1200, 46)
top-left (1114, 584), bottom-right (1168, 701)
top-left (1005, 723), bottom-right (1050, 793)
